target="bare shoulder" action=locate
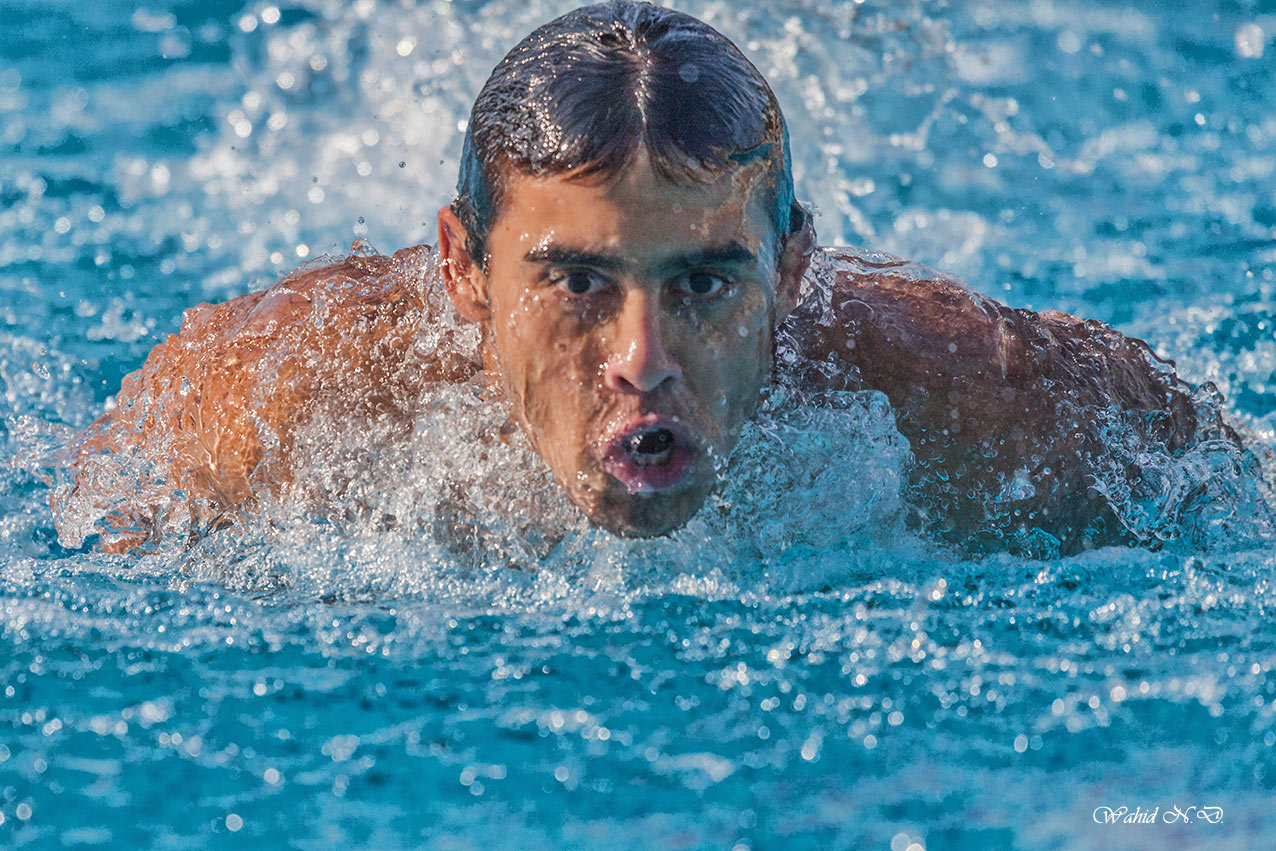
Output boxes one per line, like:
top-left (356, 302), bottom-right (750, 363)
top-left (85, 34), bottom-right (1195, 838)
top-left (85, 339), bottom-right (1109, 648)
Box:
top-left (780, 246), bottom-right (1225, 553)
top-left (167, 242), bottom-right (429, 355)
top-left (108, 243), bottom-right (446, 453)
top-left (53, 242), bottom-right (470, 552)
top-left (784, 246), bottom-right (1031, 384)
top-left (786, 246), bottom-right (1191, 411)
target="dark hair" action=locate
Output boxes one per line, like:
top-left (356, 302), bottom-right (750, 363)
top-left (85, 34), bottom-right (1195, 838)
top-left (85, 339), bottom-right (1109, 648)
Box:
top-left (452, 0), bottom-right (802, 266)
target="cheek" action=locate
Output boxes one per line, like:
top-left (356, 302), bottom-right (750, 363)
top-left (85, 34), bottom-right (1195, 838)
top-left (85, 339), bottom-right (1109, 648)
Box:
top-left (494, 299), bottom-right (607, 437)
top-left (686, 300), bottom-right (773, 407)
top-left (690, 333), bottom-right (770, 455)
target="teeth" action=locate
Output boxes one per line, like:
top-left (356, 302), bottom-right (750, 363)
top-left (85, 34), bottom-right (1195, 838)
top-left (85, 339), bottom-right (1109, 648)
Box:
top-left (632, 449), bottom-right (672, 466)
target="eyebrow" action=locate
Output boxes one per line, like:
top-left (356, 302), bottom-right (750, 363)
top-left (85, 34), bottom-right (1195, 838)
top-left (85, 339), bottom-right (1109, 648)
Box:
top-left (523, 241), bottom-right (759, 277)
top-left (523, 244), bottom-right (625, 272)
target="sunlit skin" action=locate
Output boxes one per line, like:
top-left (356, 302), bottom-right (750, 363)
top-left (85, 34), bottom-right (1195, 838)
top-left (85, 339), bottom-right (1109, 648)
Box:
top-left (51, 154), bottom-right (1216, 555)
top-left (437, 151), bottom-right (812, 536)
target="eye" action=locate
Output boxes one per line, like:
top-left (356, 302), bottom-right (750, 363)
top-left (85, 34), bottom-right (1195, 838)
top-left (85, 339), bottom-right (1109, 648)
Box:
top-left (550, 269), bottom-right (609, 297)
top-left (675, 270), bottom-right (730, 298)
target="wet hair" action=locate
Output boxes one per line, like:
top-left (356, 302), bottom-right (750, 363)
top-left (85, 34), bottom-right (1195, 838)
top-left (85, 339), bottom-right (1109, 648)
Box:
top-left (452, 0), bottom-right (803, 266)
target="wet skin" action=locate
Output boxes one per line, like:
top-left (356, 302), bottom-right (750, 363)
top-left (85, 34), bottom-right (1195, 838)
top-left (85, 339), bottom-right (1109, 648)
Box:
top-left (51, 160), bottom-right (1223, 554)
top-left (437, 152), bottom-right (812, 537)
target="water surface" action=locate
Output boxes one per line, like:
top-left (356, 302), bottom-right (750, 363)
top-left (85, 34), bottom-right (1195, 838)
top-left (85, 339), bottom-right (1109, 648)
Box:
top-left (2, 1), bottom-right (1275, 847)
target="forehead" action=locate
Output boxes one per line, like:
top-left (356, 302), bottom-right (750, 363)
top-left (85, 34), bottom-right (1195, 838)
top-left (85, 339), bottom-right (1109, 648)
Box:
top-left (487, 153), bottom-right (776, 259)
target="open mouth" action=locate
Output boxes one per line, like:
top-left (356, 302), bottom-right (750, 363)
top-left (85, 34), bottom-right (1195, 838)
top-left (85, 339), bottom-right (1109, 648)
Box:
top-left (626, 427), bottom-right (675, 465)
top-left (602, 421), bottom-right (696, 494)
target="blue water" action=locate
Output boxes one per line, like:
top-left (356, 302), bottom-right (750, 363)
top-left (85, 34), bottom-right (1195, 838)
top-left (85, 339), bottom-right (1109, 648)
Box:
top-left (3, 0), bottom-right (1276, 847)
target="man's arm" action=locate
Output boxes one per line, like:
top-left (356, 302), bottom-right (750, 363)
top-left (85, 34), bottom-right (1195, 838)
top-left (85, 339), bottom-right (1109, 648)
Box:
top-left (781, 247), bottom-right (1237, 553)
top-left (51, 244), bottom-right (477, 553)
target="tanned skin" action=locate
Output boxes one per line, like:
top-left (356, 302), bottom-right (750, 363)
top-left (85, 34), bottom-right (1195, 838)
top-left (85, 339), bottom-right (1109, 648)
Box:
top-left (52, 162), bottom-right (1219, 556)
top-left (785, 249), bottom-right (1214, 550)
top-left (52, 245), bottom-right (479, 553)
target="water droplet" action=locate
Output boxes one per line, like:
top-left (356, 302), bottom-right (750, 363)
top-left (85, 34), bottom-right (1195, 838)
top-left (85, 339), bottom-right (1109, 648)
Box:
top-left (349, 237), bottom-right (378, 257)
top-left (1235, 23), bottom-right (1266, 58)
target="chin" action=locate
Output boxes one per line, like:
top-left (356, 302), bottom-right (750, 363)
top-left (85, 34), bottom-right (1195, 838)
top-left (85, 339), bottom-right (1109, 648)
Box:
top-left (587, 481), bottom-right (713, 538)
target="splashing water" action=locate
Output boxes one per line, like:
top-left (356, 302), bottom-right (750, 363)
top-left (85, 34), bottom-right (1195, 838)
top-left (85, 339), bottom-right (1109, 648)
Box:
top-left (3, 0), bottom-right (1276, 847)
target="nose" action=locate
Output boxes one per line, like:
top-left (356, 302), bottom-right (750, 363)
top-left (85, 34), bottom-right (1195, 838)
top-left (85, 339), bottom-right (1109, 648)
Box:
top-left (602, 290), bottom-right (682, 393)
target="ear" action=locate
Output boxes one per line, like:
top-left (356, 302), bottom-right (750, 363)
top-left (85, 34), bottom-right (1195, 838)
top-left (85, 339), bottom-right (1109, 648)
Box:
top-left (437, 205), bottom-right (490, 323)
top-left (775, 201), bottom-right (816, 323)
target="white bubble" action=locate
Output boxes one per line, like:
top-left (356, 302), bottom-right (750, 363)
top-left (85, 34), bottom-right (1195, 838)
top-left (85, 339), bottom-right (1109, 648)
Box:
top-left (1236, 23), bottom-right (1265, 58)
top-left (848, 176), bottom-right (875, 196)
top-left (225, 813), bottom-right (243, 831)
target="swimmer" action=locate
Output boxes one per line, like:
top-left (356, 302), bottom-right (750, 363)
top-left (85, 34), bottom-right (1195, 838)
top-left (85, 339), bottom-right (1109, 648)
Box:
top-left (51, 1), bottom-right (1241, 555)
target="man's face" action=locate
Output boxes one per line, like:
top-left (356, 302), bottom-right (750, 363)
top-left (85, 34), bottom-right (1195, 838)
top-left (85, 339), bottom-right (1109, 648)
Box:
top-left (442, 153), bottom-right (800, 536)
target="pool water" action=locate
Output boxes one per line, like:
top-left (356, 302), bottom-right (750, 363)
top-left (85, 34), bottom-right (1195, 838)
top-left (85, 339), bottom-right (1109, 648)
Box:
top-left (3, 0), bottom-right (1276, 847)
